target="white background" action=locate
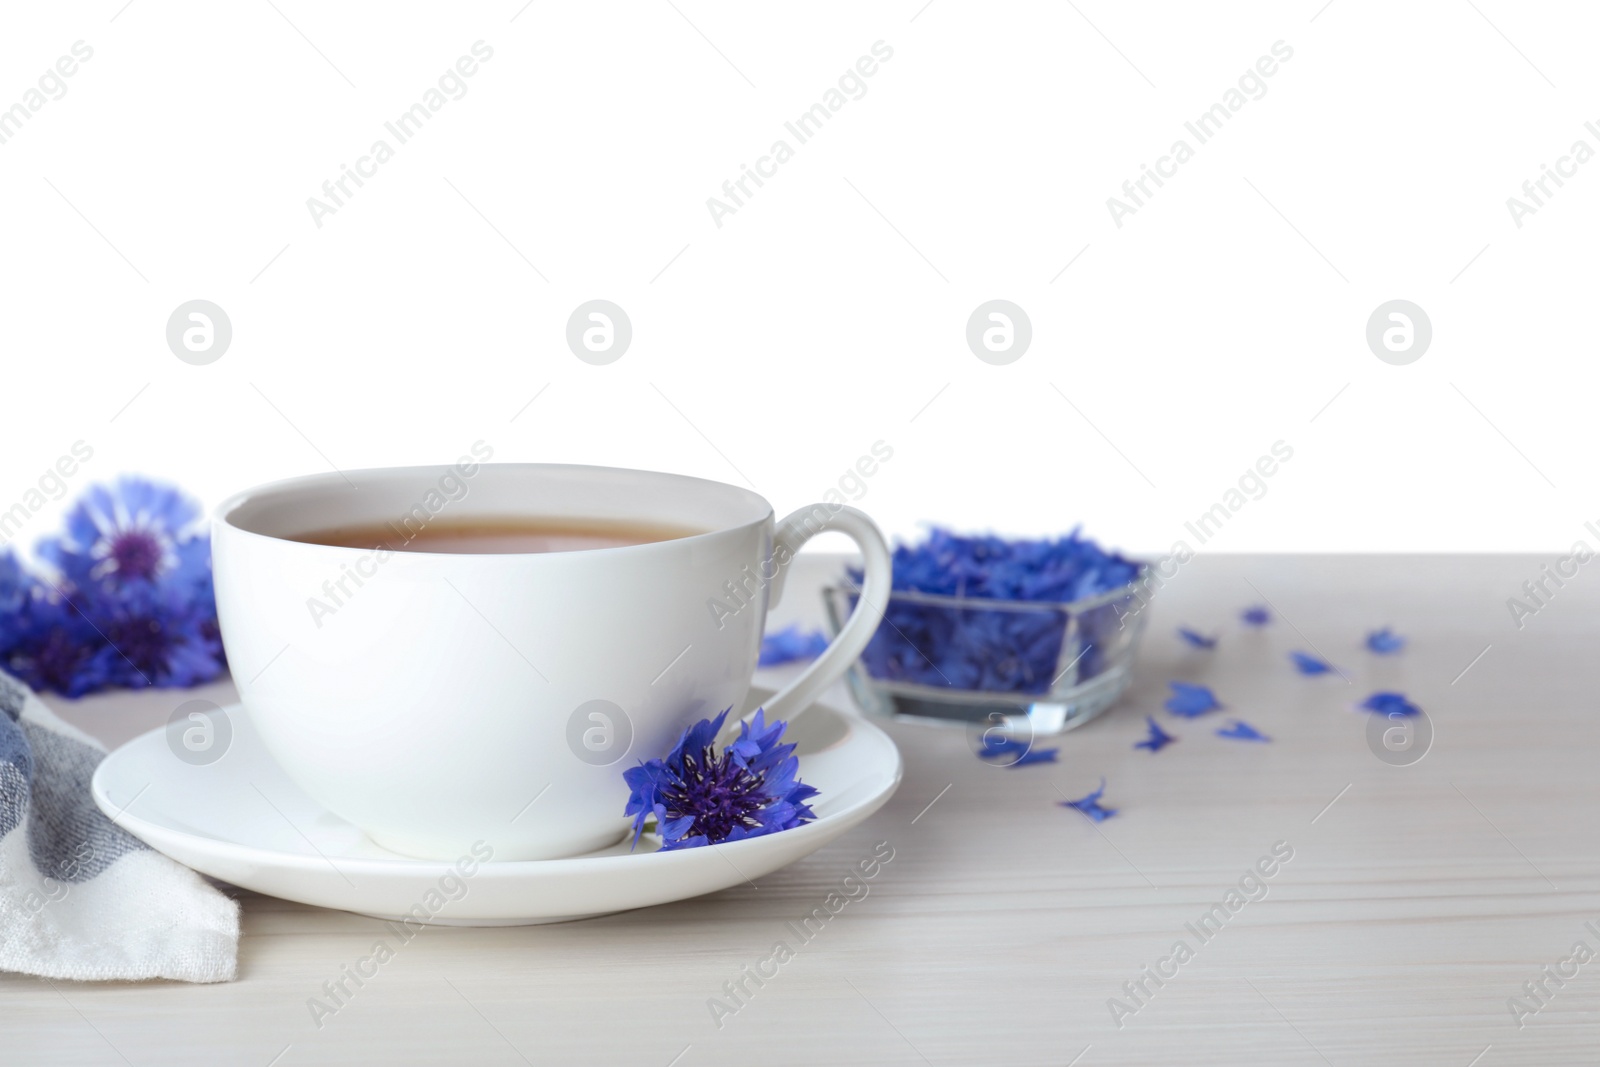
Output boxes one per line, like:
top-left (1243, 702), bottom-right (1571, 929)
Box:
top-left (0, 1), bottom-right (1591, 557)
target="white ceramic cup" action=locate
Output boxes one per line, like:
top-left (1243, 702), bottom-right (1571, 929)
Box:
top-left (212, 463), bottom-right (892, 861)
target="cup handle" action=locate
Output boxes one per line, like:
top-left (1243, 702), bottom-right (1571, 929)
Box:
top-left (755, 504), bottom-right (892, 725)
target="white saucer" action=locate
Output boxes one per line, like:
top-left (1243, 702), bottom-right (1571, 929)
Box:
top-left (90, 689), bottom-right (901, 925)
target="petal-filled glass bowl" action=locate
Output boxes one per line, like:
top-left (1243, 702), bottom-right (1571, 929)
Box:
top-left (822, 567), bottom-right (1149, 736)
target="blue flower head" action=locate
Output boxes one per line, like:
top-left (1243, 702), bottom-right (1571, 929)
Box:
top-left (3, 592), bottom-right (107, 697)
top-left (623, 708), bottom-right (819, 851)
top-left (87, 587), bottom-right (223, 690)
top-left (1366, 627), bottom-right (1405, 654)
top-left (1165, 681), bottom-right (1221, 718)
top-left (39, 477), bottom-right (209, 598)
top-left (4, 479), bottom-right (225, 696)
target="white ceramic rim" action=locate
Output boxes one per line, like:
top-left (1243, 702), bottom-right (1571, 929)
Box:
top-left (213, 462), bottom-right (775, 558)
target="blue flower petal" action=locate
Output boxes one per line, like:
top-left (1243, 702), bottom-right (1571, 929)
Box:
top-left (1289, 650), bottom-right (1335, 676)
top-left (978, 734), bottom-right (1028, 759)
top-left (1241, 606), bottom-right (1271, 626)
top-left (1359, 691), bottom-right (1419, 717)
top-left (1134, 715), bottom-right (1175, 752)
top-left (1366, 627), bottom-right (1405, 654)
top-left (758, 624), bottom-right (829, 667)
top-left (1216, 719), bottom-right (1270, 742)
top-left (660, 814), bottom-right (697, 842)
top-left (976, 733), bottom-right (1058, 767)
top-left (0, 552), bottom-right (30, 618)
top-left (1060, 778), bottom-right (1117, 821)
top-left (1164, 682), bottom-right (1221, 718)
top-left (1177, 627), bottom-right (1218, 650)
top-left (848, 527), bottom-right (1140, 696)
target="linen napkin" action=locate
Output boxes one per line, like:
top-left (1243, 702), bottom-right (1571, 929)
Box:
top-left (0, 669), bottom-right (239, 983)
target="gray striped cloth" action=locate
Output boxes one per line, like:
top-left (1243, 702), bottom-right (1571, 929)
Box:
top-left (0, 670), bottom-right (239, 982)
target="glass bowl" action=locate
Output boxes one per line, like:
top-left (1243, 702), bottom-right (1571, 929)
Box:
top-left (822, 567), bottom-right (1149, 737)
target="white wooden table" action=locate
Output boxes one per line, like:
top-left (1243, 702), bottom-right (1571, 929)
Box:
top-left (2, 553), bottom-right (1585, 1065)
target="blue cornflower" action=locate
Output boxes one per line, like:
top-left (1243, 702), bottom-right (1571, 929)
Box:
top-left (1289, 650), bottom-right (1335, 676)
top-left (1366, 628), bottom-right (1405, 654)
top-left (1134, 715), bottom-right (1175, 752)
top-left (1060, 778), bottom-right (1117, 822)
top-left (11, 479), bottom-right (225, 696)
top-left (3, 589), bottom-right (107, 697)
top-left (623, 708), bottom-right (818, 851)
top-left (0, 549), bottom-right (36, 665)
top-left (39, 477), bottom-right (210, 598)
top-left (1177, 627), bottom-right (1218, 650)
top-left (976, 733), bottom-right (1058, 767)
top-left (1165, 681), bottom-right (1221, 718)
top-left (1216, 719), bottom-right (1270, 742)
top-left (85, 588), bottom-right (224, 690)
top-left (1241, 605), bottom-right (1271, 626)
top-left (758, 624), bottom-right (828, 667)
top-left (0, 552), bottom-right (30, 619)
top-left (1360, 692), bottom-right (1419, 717)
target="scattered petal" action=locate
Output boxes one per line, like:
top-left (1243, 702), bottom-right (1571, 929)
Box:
top-left (979, 734), bottom-right (1028, 759)
top-left (977, 734), bottom-right (1059, 767)
top-left (1059, 778), bottom-right (1117, 821)
top-left (1164, 681), bottom-right (1221, 718)
top-left (1360, 691), bottom-right (1420, 717)
top-left (1366, 627), bottom-right (1406, 654)
top-left (758, 624), bottom-right (828, 667)
top-left (1216, 719), bottom-right (1270, 742)
top-left (1177, 627), bottom-right (1218, 650)
top-left (1241, 605), bottom-right (1271, 626)
top-left (1289, 650), bottom-right (1335, 676)
top-left (1133, 715), bottom-right (1175, 752)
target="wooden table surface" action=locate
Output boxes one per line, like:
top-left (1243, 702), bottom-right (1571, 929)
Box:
top-left (3, 553), bottom-right (1589, 1066)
